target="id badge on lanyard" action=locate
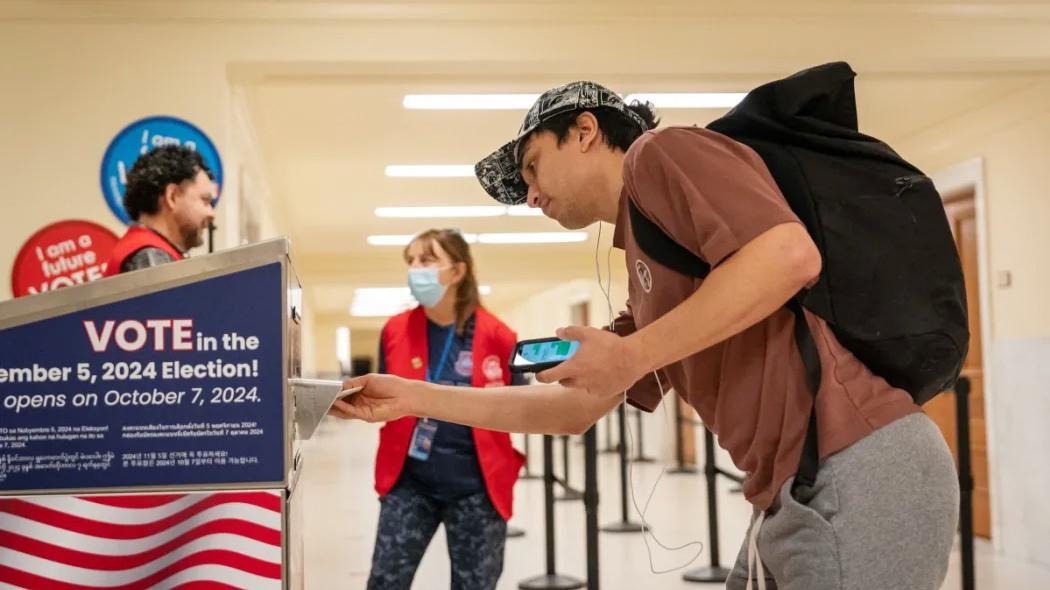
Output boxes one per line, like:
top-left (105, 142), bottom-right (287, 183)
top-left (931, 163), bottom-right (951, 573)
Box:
top-left (408, 419), bottom-right (438, 461)
top-left (410, 326), bottom-right (455, 462)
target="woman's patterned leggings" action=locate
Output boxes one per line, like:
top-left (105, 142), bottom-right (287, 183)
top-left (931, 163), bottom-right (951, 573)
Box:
top-left (367, 484), bottom-right (507, 590)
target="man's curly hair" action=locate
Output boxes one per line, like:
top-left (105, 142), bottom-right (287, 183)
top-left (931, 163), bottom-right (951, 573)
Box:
top-left (123, 145), bottom-right (214, 220)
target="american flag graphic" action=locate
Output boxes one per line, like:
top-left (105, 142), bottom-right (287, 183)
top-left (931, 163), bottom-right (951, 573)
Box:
top-left (0, 491), bottom-right (283, 590)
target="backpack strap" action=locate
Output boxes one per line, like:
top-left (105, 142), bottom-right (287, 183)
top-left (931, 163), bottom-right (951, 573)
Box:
top-left (628, 197), bottom-right (710, 279)
top-left (628, 196), bottom-right (821, 494)
top-left (788, 299), bottom-right (821, 493)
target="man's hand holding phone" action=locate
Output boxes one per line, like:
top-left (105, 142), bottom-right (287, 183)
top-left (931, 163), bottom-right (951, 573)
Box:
top-left (535, 325), bottom-right (645, 399)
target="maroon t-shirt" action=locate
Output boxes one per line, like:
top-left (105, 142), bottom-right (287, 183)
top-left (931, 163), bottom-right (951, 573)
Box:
top-left (615, 127), bottom-right (919, 509)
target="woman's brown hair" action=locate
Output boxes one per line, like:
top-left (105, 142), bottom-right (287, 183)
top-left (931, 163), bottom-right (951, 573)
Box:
top-left (404, 229), bottom-right (481, 334)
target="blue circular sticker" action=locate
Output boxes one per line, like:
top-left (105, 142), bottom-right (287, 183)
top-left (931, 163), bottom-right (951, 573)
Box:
top-left (100, 116), bottom-right (223, 225)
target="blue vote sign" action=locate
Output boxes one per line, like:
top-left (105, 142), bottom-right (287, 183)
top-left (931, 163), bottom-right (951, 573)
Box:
top-left (0, 263), bottom-right (284, 493)
top-left (100, 116), bottom-right (223, 225)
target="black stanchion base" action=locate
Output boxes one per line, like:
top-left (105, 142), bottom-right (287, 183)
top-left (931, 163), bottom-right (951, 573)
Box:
top-left (518, 574), bottom-right (585, 590)
top-left (600, 520), bottom-right (646, 534)
top-left (555, 488), bottom-right (584, 501)
top-left (667, 465), bottom-right (699, 474)
top-left (631, 455), bottom-right (657, 463)
top-left (506, 526), bottom-right (526, 538)
top-left (682, 565), bottom-right (732, 584)
top-left (600, 446), bottom-right (620, 454)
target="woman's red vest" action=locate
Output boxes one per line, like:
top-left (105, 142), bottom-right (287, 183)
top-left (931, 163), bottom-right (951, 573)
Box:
top-left (375, 306), bottom-right (524, 520)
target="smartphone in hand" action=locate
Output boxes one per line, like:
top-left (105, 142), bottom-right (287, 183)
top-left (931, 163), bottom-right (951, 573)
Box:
top-left (509, 337), bottom-right (580, 373)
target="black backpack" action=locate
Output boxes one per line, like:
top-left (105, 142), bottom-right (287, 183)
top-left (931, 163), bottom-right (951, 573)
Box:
top-left (629, 62), bottom-right (969, 487)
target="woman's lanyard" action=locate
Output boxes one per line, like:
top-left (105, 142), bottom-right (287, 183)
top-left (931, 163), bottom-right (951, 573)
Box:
top-left (425, 325), bottom-right (456, 384)
top-left (420, 326), bottom-right (456, 426)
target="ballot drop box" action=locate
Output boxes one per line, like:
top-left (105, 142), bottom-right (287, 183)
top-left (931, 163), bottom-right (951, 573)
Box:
top-left (0, 238), bottom-right (344, 589)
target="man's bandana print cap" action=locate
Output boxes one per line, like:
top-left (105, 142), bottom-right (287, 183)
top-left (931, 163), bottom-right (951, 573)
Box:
top-left (474, 81), bottom-right (651, 205)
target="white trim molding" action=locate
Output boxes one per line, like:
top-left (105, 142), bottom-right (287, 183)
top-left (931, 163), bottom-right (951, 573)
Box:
top-left (931, 157), bottom-right (1001, 550)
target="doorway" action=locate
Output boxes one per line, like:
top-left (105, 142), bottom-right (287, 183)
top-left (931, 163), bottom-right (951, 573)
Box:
top-left (923, 187), bottom-right (992, 538)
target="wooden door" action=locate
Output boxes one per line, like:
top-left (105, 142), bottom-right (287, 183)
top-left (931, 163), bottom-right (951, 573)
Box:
top-left (923, 189), bottom-right (991, 538)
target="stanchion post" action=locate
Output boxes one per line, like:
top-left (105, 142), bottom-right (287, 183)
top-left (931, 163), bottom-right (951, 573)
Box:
top-left (583, 424), bottom-right (600, 590)
top-left (955, 377), bottom-right (975, 590)
top-left (519, 435), bottom-right (584, 590)
top-left (601, 403), bottom-right (644, 534)
top-left (556, 434), bottom-right (583, 501)
top-left (682, 428), bottom-right (732, 583)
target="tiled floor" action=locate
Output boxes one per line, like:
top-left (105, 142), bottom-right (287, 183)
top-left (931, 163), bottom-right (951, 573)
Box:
top-left (298, 416), bottom-right (1050, 589)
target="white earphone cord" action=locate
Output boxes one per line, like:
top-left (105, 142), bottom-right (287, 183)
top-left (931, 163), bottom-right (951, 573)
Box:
top-left (594, 222), bottom-right (705, 575)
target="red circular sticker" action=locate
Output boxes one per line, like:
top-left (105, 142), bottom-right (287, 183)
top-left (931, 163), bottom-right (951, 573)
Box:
top-left (11, 220), bottom-right (119, 298)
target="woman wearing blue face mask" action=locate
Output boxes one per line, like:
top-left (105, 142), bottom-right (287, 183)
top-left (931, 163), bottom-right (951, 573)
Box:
top-left (368, 229), bottom-right (525, 590)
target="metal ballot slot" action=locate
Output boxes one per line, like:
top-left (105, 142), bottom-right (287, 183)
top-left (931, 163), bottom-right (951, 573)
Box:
top-left (291, 378), bottom-right (350, 441)
top-left (0, 238), bottom-right (329, 589)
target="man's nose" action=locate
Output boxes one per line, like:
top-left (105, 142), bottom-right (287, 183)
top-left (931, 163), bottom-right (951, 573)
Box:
top-left (527, 186), bottom-right (541, 208)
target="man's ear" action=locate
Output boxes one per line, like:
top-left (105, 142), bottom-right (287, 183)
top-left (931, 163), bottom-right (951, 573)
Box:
top-left (575, 111), bottom-right (601, 152)
top-left (161, 183), bottom-right (180, 211)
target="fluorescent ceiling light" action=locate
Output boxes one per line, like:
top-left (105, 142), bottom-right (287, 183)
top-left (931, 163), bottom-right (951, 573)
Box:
top-left (403, 92), bottom-right (745, 111)
top-left (351, 286), bottom-right (491, 317)
top-left (478, 232), bottom-right (587, 244)
top-left (368, 234), bottom-right (479, 246)
top-left (375, 206), bottom-right (507, 218)
top-left (404, 94), bottom-right (540, 110)
top-left (623, 93), bottom-right (745, 108)
top-left (374, 205), bottom-right (544, 218)
top-left (367, 232), bottom-right (586, 246)
top-left (385, 165), bottom-right (475, 178)
top-left (506, 205), bottom-right (544, 217)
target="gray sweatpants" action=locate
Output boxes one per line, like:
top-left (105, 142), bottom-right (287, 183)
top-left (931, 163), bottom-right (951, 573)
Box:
top-left (726, 413), bottom-right (959, 590)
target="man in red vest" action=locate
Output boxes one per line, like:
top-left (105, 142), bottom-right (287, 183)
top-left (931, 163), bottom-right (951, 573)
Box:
top-left (105, 145), bottom-right (217, 275)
